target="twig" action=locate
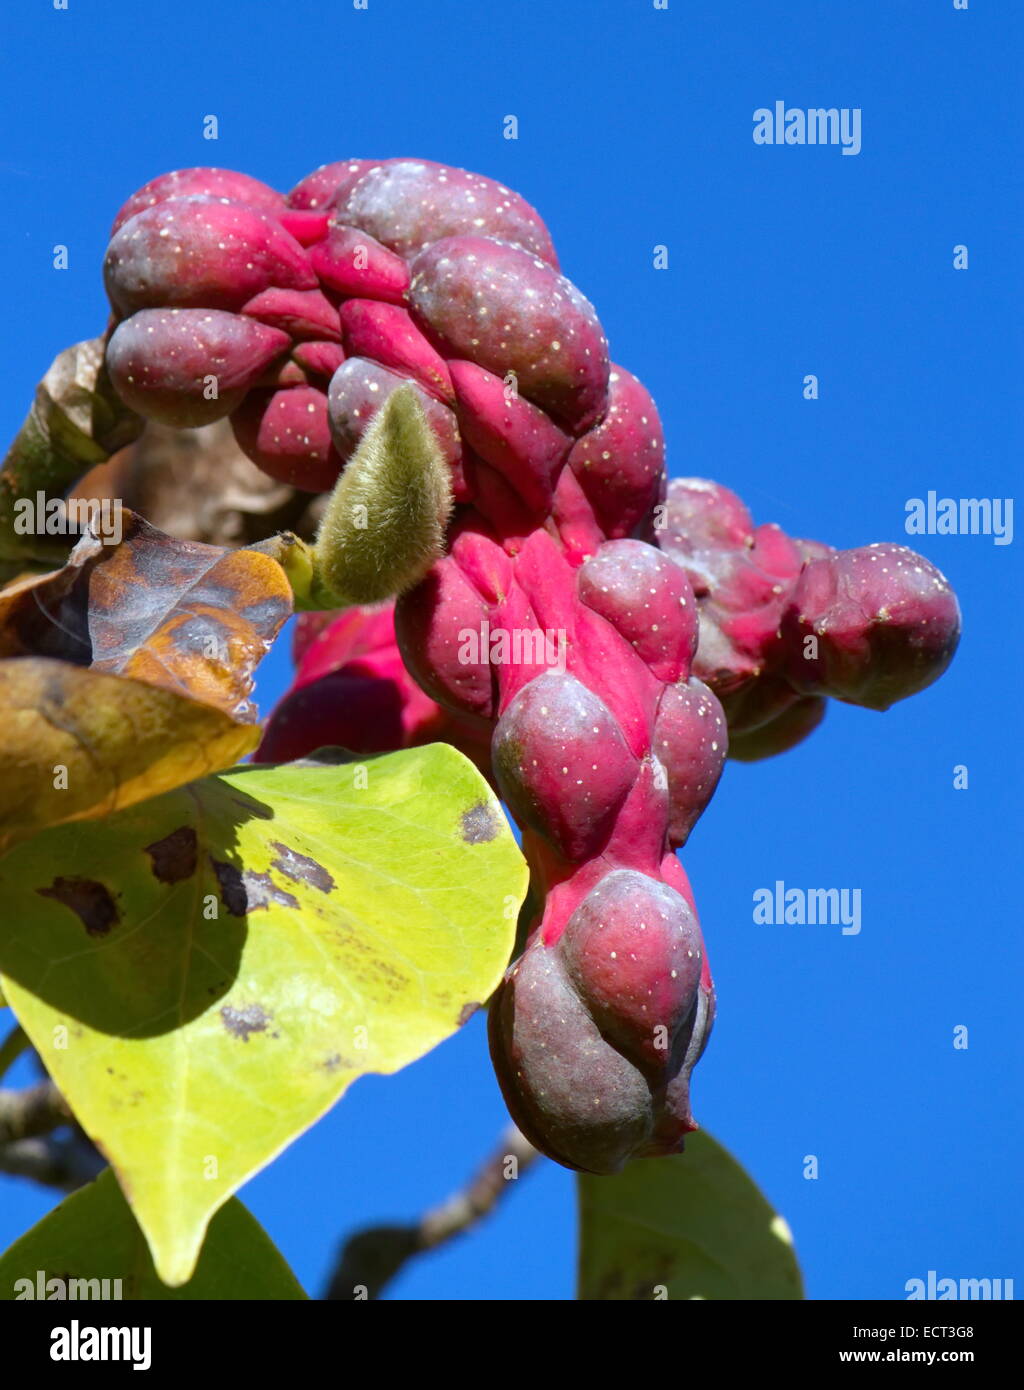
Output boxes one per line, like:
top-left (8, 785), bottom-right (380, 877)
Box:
top-left (324, 1125), bottom-right (541, 1300)
top-left (0, 1134), bottom-right (105, 1191)
top-left (0, 1080), bottom-right (71, 1145)
top-left (0, 1023), bottom-right (30, 1083)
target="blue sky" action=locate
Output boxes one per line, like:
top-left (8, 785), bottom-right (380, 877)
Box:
top-left (1, 0), bottom-right (1020, 1299)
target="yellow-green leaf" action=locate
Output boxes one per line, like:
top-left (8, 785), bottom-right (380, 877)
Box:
top-left (577, 1132), bottom-right (804, 1300)
top-left (0, 1169), bottom-right (305, 1300)
top-left (0, 744), bottom-right (526, 1286)
top-left (0, 657), bottom-right (260, 849)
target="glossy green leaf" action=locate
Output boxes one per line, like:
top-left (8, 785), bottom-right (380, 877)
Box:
top-left (0, 1168), bottom-right (305, 1300)
top-left (577, 1131), bottom-right (803, 1300)
top-left (0, 744), bottom-right (526, 1286)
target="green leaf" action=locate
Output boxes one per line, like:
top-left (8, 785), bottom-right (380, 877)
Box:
top-left (0, 744), bottom-right (526, 1286)
top-left (577, 1131), bottom-right (803, 1300)
top-left (0, 1168), bottom-right (305, 1300)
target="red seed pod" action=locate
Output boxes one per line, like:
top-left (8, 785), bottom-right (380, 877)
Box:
top-left (289, 340), bottom-right (346, 382)
top-left (488, 941), bottom-right (654, 1175)
top-left (339, 158), bottom-right (558, 265)
top-left (560, 868), bottom-right (704, 1072)
top-left (448, 359), bottom-right (572, 516)
top-left (241, 287), bottom-right (341, 341)
top-left (492, 671), bottom-right (637, 863)
top-left (229, 386), bottom-right (342, 492)
top-left (326, 357), bottom-right (462, 475)
top-left (780, 543), bottom-right (961, 710)
top-left (577, 539), bottom-right (698, 685)
top-left (653, 678), bottom-right (728, 847)
top-left (106, 309), bottom-right (290, 428)
top-left (307, 225), bottom-right (410, 303)
top-left (727, 695), bottom-right (827, 762)
top-left (104, 197), bottom-right (315, 318)
top-left (394, 556), bottom-right (497, 721)
top-left (338, 300), bottom-right (454, 403)
top-left (286, 159), bottom-right (378, 210)
top-left (408, 235), bottom-right (609, 434)
top-left (110, 166), bottom-right (284, 236)
top-left (568, 367), bottom-right (666, 539)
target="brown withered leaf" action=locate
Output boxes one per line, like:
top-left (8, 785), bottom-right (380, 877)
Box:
top-left (71, 419), bottom-right (326, 549)
top-left (0, 338), bottom-right (144, 580)
top-left (0, 510), bottom-right (292, 720)
top-left (0, 657), bottom-right (260, 849)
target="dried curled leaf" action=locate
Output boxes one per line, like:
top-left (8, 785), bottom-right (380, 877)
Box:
top-left (71, 419), bottom-right (326, 549)
top-left (0, 339), bottom-right (144, 575)
top-left (0, 510), bottom-right (292, 719)
top-left (0, 509), bottom-right (292, 845)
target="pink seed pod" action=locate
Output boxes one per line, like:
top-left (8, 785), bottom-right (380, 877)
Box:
top-left (104, 197), bottom-right (316, 318)
top-left (308, 224), bottom-right (410, 304)
top-left (727, 694), bottom-right (827, 762)
top-left (241, 287), bottom-right (341, 341)
top-left (780, 543), bottom-right (962, 710)
top-left (229, 386), bottom-right (343, 492)
top-left (256, 668), bottom-right (433, 762)
top-left (326, 358), bottom-right (462, 470)
top-left (258, 604), bottom-right (444, 763)
top-left (290, 340), bottom-right (346, 382)
top-left (275, 208), bottom-right (331, 247)
top-left (110, 166), bottom-right (284, 235)
top-left (559, 869), bottom-right (704, 1072)
top-left (338, 300), bottom-right (454, 403)
top-left (106, 309), bottom-right (290, 428)
top-left (286, 159), bottom-right (380, 210)
top-left (568, 366), bottom-right (666, 538)
top-left (577, 539), bottom-right (698, 685)
top-left (338, 158), bottom-right (558, 265)
top-left (653, 678), bottom-right (728, 847)
top-left (409, 234), bottom-right (609, 435)
top-left (661, 476), bottom-right (755, 561)
top-left (292, 604), bottom-right (400, 684)
top-left (448, 359), bottom-right (573, 516)
top-left (492, 671), bottom-right (637, 863)
top-left (394, 555), bottom-right (497, 721)
top-left (488, 941), bottom-right (655, 1175)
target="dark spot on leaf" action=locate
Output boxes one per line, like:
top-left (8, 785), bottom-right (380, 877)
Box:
top-left (457, 1002), bottom-right (481, 1026)
top-left (209, 860), bottom-right (300, 915)
top-left (270, 841), bottom-right (335, 894)
top-left (243, 871), bottom-right (300, 911)
top-left (220, 1003), bottom-right (272, 1042)
top-left (461, 802), bottom-right (498, 844)
top-left (144, 826), bottom-right (198, 883)
top-left (210, 859), bottom-right (248, 916)
top-left (37, 877), bottom-right (119, 937)
top-left (322, 1054), bottom-right (342, 1072)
